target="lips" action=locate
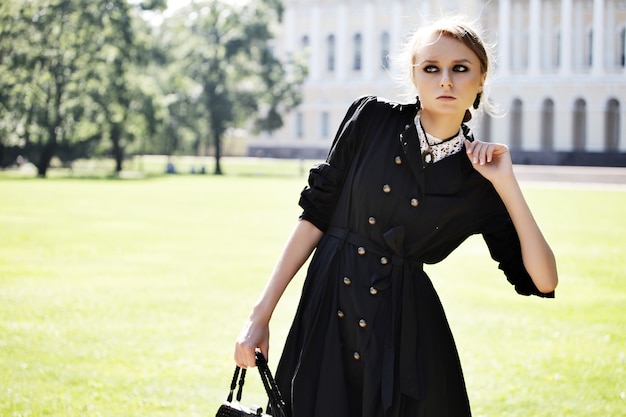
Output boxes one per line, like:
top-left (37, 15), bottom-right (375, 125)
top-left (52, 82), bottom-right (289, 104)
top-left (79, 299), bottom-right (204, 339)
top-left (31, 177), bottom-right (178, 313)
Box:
top-left (437, 95), bottom-right (456, 101)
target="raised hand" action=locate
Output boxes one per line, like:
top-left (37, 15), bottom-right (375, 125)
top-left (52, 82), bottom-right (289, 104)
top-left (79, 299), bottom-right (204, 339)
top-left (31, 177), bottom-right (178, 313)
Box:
top-left (464, 139), bottom-right (514, 183)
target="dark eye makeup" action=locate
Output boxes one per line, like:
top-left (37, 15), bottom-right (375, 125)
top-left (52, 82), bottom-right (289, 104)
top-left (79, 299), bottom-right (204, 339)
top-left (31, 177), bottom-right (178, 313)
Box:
top-left (422, 64), bottom-right (470, 73)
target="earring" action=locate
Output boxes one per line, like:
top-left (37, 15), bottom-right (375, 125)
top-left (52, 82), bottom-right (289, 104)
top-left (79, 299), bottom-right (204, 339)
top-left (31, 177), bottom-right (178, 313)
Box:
top-left (473, 92), bottom-right (482, 110)
top-left (416, 95), bottom-right (421, 111)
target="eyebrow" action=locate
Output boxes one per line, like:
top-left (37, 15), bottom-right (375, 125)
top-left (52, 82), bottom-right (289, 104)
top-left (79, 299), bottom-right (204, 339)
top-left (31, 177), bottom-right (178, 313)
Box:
top-left (417, 58), bottom-right (474, 66)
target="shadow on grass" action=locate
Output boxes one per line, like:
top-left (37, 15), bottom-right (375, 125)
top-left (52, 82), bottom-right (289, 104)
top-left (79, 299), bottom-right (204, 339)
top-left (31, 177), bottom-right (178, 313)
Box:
top-left (0, 170), bottom-right (309, 181)
top-left (0, 157), bottom-right (317, 180)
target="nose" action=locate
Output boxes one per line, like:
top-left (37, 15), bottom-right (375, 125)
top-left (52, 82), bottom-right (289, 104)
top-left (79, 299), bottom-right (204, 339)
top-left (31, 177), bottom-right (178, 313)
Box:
top-left (440, 70), bottom-right (452, 88)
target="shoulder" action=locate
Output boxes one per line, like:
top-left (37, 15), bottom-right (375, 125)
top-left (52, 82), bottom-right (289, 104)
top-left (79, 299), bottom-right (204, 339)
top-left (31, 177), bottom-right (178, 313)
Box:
top-left (347, 95), bottom-right (418, 122)
top-left (352, 95), bottom-right (417, 111)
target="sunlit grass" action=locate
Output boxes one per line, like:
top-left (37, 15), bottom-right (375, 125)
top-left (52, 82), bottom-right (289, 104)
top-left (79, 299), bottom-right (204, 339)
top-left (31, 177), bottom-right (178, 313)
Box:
top-left (1, 166), bottom-right (624, 416)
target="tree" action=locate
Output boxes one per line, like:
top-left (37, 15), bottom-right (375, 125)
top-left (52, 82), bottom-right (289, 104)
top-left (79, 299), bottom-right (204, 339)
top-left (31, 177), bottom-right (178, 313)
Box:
top-left (87, 1), bottom-right (165, 173)
top-left (0, 0), bottom-right (166, 176)
top-left (168, 0), bottom-right (305, 175)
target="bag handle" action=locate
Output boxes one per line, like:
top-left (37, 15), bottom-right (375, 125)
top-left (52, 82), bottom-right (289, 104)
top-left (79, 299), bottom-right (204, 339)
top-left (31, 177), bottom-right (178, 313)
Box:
top-left (255, 351), bottom-right (287, 417)
top-left (226, 365), bottom-right (247, 403)
top-left (224, 352), bottom-right (287, 417)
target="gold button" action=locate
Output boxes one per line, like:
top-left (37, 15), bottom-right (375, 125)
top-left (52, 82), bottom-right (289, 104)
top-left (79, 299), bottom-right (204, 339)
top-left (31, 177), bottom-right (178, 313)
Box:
top-left (337, 310), bottom-right (344, 318)
top-left (368, 216), bottom-right (376, 225)
top-left (411, 198), bottom-right (419, 207)
top-left (370, 287), bottom-right (378, 295)
top-left (380, 257), bottom-right (389, 265)
top-left (395, 156), bottom-right (402, 165)
top-left (357, 247), bottom-right (366, 255)
top-left (383, 184), bottom-right (391, 193)
top-left (353, 352), bottom-right (361, 360)
top-left (359, 319), bottom-right (367, 328)
top-left (343, 276), bottom-right (351, 285)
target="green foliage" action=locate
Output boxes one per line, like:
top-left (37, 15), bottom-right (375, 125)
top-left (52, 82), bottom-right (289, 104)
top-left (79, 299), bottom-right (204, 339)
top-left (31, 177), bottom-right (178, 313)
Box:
top-left (0, 172), bottom-right (624, 416)
top-left (0, 0), bottom-right (302, 176)
top-left (0, 0), bottom-right (165, 175)
top-left (161, 0), bottom-right (305, 174)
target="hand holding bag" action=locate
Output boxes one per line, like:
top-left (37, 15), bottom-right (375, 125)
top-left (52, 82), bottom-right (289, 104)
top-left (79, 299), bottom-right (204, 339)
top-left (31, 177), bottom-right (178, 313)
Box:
top-left (216, 351), bottom-right (288, 417)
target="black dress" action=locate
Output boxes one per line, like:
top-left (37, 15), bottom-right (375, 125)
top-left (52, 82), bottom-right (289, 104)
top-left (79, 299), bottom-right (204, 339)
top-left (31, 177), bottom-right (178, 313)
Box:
top-left (273, 96), bottom-right (553, 417)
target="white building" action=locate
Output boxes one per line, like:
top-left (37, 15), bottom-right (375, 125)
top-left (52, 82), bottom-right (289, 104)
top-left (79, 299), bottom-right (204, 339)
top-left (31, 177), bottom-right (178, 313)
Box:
top-left (249, 0), bottom-right (626, 166)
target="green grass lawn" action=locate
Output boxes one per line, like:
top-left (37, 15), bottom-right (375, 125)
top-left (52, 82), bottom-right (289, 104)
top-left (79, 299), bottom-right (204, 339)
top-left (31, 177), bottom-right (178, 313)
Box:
top-left (1, 162), bottom-right (624, 416)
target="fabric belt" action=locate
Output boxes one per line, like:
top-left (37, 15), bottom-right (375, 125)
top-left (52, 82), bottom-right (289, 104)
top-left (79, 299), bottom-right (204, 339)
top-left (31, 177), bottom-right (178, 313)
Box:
top-left (326, 225), bottom-right (422, 412)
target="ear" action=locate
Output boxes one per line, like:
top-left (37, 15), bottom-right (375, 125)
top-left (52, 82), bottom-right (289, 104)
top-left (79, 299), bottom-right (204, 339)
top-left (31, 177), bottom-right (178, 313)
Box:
top-left (479, 73), bottom-right (487, 91)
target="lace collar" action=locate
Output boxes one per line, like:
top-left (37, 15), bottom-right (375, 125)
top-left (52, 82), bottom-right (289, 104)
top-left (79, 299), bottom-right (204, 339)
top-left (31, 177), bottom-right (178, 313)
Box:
top-left (415, 115), bottom-right (466, 167)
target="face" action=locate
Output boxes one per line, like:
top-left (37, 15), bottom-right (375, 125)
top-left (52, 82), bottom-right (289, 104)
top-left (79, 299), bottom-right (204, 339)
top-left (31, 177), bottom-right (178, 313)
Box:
top-left (412, 33), bottom-right (486, 120)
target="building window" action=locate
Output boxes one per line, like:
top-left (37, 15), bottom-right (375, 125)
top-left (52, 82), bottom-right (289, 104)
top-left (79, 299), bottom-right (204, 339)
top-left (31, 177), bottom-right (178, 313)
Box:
top-left (300, 35), bottom-right (310, 78)
top-left (381, 31), bottom-right (390, 69)
top-left (296, 112), bottom-right (304, 139)
top-left (587, 29), bottom-right (593, 68)
top-left (617, 27), bottom-right (626, 68)
top-left (541, 98), bottom-right (555, 150)
top-left (353, 33), bottom-right (362, 71)
top-left (327, 34), bottom-right (335, 72)
top-left (605, 98), bottom-right (621, 151)
top-left (555, 32), bottom-right (561, 68)
top-left (510, 98), bottom-right (523, 150)
top-left (540, 1), bottom-right (559, 71)
top-left (573, 98), bottom-right (587, 151)
top-left (320, 112), bottom-right (329, 139)
top-left (550, 28), bottom-right (560, 70)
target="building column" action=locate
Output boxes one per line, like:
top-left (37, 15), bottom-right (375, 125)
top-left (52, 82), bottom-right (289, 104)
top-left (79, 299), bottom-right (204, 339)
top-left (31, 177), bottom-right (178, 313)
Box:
top-left (592, 0), bottom-right (605, 75)
top-left (336, 3), bottom-right (348, 81)
top-left (283, 6), bottom-right (295, 59)
top-left (390, 2), bottom-right (402, 76)
top-left (605, 0), bottom-right (616, 70)
top-left (497, 0), bottom-right (511, 77)
top-left (559, 0), bottom-right (573, 75)
top-left (541, 2), bottom-right (554, 71)
top-left (587, 102), bottom-right (605, 151)
top-left (511, 1), bottom-right (524, 71)
top-left (310, 4), bottom-right (321, 81)
top-left (363, 2), bottom-right (375, 80)
top-left (528, 0), bottom-right (541, 75)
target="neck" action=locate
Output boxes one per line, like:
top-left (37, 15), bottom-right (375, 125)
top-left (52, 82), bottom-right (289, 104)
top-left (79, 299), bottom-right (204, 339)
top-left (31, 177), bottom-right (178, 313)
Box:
top-left (419, 111), bottom-right (464, 139)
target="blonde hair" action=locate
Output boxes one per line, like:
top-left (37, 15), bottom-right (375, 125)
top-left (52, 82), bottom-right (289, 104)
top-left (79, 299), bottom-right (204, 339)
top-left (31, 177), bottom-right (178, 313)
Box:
top-left (395, 15), bottom-right (496, 119)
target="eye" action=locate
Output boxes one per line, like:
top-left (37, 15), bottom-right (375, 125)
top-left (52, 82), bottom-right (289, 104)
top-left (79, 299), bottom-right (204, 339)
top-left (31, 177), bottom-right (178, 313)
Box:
top-left (453, 65), bottom-right (469, 72)
top-left (424, 65), bottom-right (439, 73)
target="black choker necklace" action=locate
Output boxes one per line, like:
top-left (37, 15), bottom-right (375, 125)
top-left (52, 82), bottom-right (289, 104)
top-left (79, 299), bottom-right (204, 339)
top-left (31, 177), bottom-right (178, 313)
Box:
top-left (418, 120), bottom-right (440, 166)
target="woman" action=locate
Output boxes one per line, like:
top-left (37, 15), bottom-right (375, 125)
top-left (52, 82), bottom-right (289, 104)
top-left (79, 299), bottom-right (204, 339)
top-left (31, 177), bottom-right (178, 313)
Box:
top-left (235, 17), bottom-right (558, 417)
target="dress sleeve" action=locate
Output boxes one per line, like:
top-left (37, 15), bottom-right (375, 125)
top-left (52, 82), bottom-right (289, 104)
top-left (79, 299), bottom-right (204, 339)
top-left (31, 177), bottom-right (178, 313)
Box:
top-left (481, 201), bottom-right (555, 298)
top-left (298, 95), bottom-right (377, 232)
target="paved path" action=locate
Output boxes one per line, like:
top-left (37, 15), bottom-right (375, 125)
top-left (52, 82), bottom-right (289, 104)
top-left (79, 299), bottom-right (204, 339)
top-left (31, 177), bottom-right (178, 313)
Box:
top-left (513, 165), bottom-right (626, 190)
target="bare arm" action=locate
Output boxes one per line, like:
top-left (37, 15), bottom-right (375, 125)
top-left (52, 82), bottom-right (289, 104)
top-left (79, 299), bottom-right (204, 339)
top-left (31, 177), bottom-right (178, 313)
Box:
top-left (234, 219), bottom-right (323, 368)
top-left (465, 140), bottom-right (558, 294)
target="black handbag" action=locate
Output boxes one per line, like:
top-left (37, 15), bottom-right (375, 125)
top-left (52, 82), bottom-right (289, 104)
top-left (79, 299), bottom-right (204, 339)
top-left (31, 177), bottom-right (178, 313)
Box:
top-left (216, 351), bottom-right (288, 417)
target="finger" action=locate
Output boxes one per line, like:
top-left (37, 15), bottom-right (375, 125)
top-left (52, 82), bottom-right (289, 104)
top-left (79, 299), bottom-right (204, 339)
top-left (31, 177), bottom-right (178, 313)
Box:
top-left (235, 342), bottom-right (257, 369)
top-left (243, 346), bottom-right (257, 368)
top-left (260, 342), bottom-right (270, 364)
top-left (470, 142), bottom-right (484, 164)
top-left (465, 140), bottom-right (479, 164)
top-left (478, 143), bottom-right (490, 165)
top-left (485, 145), bottom-right (494, 164)
top-left (234, 343), bottom-right (246, 368)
